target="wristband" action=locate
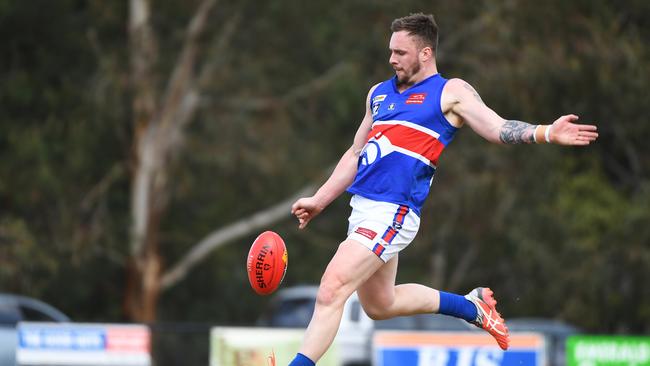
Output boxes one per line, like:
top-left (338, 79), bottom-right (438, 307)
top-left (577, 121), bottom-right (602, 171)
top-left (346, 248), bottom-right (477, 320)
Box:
top-left (533, 125), bottom-right (540, 143)
top-left (545, 125), bottom-right (552, 143)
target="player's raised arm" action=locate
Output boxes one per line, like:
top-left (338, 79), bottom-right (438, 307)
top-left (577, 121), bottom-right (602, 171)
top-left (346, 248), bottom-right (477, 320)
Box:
top-left (443, 78), bottom-right (598, 145)
top-left (291, 84), bottom-right (378, 229)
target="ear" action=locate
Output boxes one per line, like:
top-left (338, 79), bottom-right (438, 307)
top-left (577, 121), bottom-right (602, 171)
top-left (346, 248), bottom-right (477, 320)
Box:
top-left (420, 46), bottom-right (433, 62)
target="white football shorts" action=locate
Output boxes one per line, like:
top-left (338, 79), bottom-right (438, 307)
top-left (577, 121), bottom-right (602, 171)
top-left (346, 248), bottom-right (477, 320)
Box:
top-left (346, 194), bottom-right (420, 262)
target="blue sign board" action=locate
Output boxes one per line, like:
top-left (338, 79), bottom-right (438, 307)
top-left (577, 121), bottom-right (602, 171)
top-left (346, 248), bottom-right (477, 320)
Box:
top-left (373, 331), bottom-right (546, 366)
top-left (17, 322), bottom-right (151, 366)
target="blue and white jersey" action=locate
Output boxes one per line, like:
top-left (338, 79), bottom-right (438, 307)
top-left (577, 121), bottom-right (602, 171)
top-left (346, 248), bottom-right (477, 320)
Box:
top-left (347, 74), bottom-right (459, 215)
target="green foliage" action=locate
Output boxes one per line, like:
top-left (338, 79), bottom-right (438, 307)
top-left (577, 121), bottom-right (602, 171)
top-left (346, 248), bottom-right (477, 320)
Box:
top-left (0, 217), bottom-right (57, 293)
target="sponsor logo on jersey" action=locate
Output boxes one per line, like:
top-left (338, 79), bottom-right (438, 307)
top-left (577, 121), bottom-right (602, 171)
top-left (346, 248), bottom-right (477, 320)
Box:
top-left (406, 92), bottom-right (427, 104)
top-left (373, 94), bottom-right (387, 103)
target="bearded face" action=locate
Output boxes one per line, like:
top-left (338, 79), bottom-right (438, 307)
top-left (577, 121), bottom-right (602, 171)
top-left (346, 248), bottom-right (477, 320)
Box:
top-left (389, 31), bottom-right (425, 87)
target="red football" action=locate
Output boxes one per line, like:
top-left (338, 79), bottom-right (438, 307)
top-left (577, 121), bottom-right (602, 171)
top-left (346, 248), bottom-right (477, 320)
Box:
top-left (246, 231), bottom-right (288, 295)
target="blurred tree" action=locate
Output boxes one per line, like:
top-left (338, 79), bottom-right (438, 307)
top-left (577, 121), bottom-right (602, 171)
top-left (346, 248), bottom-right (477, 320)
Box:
top-left (124, 0), bottom-right (358, 321)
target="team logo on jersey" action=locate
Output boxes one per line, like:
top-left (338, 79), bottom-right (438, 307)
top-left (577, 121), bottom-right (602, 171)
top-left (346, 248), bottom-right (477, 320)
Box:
top-left (387, 103), bottom-right (396, 111)
top-left (361, 140), bottom-right (381, 165)
top-left (406, 92), bottom-right (427, 104)
top-left (372, 103), bottom-right (380, 116)
top-left (360, 135), bottom-right (393, 166)
top-left (371, 95), bottom-right (386, 116)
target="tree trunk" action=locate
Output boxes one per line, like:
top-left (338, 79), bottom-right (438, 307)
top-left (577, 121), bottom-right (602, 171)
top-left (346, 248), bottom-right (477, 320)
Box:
top-left (125, 0), bottom-right (159, 322)
top-left (124, 0), bottom-right (217, 322)
top-left (125, 233), bottom-right (162, 322)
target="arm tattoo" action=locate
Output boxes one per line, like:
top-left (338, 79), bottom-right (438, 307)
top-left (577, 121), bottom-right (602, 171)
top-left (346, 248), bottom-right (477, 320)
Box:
top-left (461, 82), bottom-right (535, 144)
top-left (463, 82), bottom-right (484, 104)
top-left (499, 120), bottom-right (536, 144)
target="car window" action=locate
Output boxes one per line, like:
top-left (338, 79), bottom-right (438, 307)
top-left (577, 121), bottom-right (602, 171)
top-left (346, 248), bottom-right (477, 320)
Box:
top-left (269, 299), bottom-right (315, 328)
top-left (20, 304), bottom-right (60, 322)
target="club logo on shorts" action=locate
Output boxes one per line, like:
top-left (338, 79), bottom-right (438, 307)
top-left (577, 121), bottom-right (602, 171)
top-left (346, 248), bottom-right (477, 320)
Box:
top-left (355, 227), bottom-right (377, 240)
top-left (392, 221), bottom-right (403, 230)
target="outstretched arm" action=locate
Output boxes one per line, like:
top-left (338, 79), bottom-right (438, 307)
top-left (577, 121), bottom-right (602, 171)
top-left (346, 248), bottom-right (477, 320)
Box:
top-left (444, 78), bottom-right (598, 145)
top-left (291, 84), bottom-right (378, 229)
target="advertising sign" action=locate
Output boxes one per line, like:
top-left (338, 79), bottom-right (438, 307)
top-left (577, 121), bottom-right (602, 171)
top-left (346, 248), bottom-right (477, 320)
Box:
top-left (566, 335), bottom-right (650, 366)
top-left (17, 322), bottom-right (151, 366)
top-left (373, 331), bottom-right (546, 366)
top-left (210, 327), bottom-right (339, 366)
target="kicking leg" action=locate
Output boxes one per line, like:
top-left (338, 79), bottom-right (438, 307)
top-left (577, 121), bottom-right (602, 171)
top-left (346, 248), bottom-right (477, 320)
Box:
top-left (295, 239), bottom-right (384, 363)
top-left (357, 254), bottom-right (442, 320)
top-left (357, 254), bottom-right (488, 323)
top-left (357, 256), bottom-right (511, 350)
